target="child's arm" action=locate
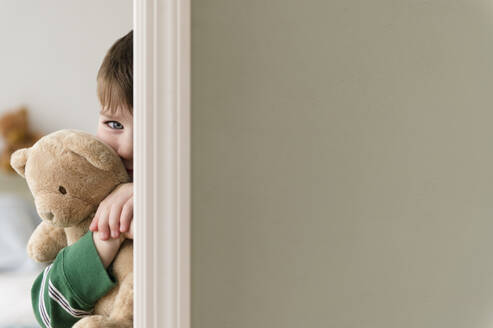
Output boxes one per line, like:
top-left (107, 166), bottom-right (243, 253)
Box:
top-left (89, 182), bottom-right (133, 240)
top-left (93, 231), bottom-right (125, 268)
top-left (31, 231), bottom-right (120, 327)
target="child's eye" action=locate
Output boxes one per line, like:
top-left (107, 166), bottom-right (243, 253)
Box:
top-left (105, 121), bottom-right (124, 130)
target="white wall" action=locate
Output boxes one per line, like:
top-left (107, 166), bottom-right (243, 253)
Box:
top-left (0, 0), bottom-right (133, 135)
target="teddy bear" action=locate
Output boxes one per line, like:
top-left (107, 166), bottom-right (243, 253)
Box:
top-left (0, 106), bottom-right (42, 174)
top-left (10, 129), bottom-right (133, 328)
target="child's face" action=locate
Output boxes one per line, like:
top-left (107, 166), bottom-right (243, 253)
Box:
top-left (96, 107), bottom-right (133, 179)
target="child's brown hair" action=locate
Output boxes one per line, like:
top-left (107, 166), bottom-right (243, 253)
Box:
top-left (97, 30), bottom-right (133, 115)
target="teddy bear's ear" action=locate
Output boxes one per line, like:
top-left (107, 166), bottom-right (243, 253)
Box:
top-left (10, 148), bottom-right (30, 178)
top-left (64, 131), bottom-right (120, 172)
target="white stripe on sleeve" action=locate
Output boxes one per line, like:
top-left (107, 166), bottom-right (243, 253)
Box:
top-left (48, 280), bottom-right (93, 318)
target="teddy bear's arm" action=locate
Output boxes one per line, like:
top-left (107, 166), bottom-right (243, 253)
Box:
top-left (27, 221), bottom-right (67, 263)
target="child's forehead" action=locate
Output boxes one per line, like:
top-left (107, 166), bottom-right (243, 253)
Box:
top-left (100, 109), bottom-right (121, 118)
top-left (99, 106), bottom-right (131, 118)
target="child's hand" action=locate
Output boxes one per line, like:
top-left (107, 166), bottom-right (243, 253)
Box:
top-left (89, 182), bottom-right (133, 240)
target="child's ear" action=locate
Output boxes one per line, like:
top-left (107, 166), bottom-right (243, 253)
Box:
top-left (10, 148), bottom-right (30, 178)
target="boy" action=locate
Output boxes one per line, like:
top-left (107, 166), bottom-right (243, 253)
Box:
top-left (31, 30), bottom-right (134, 328)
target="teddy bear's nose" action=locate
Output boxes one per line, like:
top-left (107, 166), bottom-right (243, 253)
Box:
top-left (42, 212), bottom-right (54, 221)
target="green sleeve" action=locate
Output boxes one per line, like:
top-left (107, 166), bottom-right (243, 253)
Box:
top-left (31, 230), bottom-right (116, 328)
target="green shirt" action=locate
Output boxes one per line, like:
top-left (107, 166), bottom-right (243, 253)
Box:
top-left (31, 230), bottom-right (116, 328)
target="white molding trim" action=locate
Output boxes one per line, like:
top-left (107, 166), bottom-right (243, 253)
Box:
top-left (134, 0), bottom-right (190, 327)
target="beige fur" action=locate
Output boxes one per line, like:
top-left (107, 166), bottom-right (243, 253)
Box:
top-left (10, 129), bottom-right (133, 327)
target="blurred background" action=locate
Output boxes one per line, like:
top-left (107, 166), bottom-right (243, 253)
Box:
top-left (0, 1), bottom-right (131, 326)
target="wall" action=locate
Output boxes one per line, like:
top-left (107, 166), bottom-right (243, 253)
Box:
top-left (0, 0), bottom-right (133, 136)
top-left (192, 1), bottom-right (493, 327)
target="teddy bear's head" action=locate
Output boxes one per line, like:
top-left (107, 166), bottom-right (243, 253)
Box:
top-left (10, 129), bottom-right (129, 227)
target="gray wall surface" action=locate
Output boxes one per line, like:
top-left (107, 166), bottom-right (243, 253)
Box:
top-left (192, 1), bottom-right (493, 327)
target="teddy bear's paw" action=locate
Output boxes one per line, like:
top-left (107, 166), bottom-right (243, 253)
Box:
top-left (27, 238), bottom-right (58, 263)
top-left (73, 315), bottom-right (131, 328)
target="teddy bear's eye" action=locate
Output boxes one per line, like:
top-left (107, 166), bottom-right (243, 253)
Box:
top-left (59, 186), bottom-right (67, 195)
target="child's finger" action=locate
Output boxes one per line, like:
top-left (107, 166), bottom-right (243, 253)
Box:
top-left (98, 207), bottom-right (110, 240)
top-left (89, 216), bottom-right (99, 231)
top-left (126, 221), bottom-right (134, 239)
top-left (108, 204), bottom-right (123, 238)
top-left (129, 220), bottom-right (134, 237)
top-left (119, 198), bottom-right (133, 232)
top-left (91, 203), bottom-right (105, 231)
